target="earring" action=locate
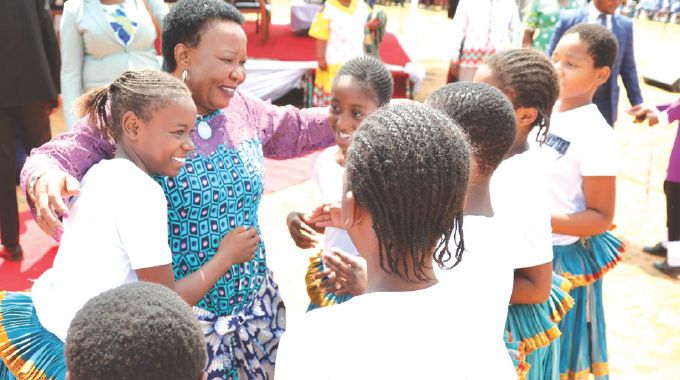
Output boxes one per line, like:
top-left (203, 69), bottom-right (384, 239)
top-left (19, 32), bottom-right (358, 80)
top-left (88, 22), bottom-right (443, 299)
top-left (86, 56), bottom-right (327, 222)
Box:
top-left (182, 68), bottom-right (188, 83)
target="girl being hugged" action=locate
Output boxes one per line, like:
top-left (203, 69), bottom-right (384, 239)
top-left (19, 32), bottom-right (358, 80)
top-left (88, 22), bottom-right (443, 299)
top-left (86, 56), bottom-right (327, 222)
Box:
top-left (286, 56), bottom-right (393, 309)
top-left (0, 70), bottom-right (258, 380)
top-left (542, 24), bottom-right (623, 380)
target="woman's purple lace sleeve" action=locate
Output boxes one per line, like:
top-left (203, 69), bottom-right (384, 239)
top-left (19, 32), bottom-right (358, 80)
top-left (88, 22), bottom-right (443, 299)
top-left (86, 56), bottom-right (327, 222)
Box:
top-left (658, 98), bottom-right (680, 124)
top-left (241, 91), bottom-right (335, 159)
top-left (20, 118), bottom-right (116, 208)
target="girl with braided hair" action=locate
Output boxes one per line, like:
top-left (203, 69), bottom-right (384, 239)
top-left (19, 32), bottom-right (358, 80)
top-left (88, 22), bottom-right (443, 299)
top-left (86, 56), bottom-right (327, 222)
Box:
top-left (277, 104), bottom-right (515, 379)
top-left (474, 48), bottom-right (574, 380)
top-left (285, 56), bottom-right (393, 310)
top-left (0, 70), bottom-right (258, 380)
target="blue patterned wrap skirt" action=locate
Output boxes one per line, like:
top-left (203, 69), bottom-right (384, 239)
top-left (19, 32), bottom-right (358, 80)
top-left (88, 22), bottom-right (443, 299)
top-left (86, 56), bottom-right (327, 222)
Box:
top-left (0, 292), bottom-right (65, 380)
top-left (553, 231), bottom-right (624, 380)
top-left (195, 271), bottom-right (285, 379)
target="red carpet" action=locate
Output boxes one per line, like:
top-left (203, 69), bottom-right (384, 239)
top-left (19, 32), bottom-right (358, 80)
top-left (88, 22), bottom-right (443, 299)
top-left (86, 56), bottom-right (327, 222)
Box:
top-left (244, 22), bottom-right (412, 98)
top-left (0, 211), bottom-right (58, 291)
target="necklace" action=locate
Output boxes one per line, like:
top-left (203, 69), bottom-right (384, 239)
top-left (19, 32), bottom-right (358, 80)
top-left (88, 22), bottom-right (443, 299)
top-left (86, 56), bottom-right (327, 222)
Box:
top-left (196, 110), bottom-right (219, 140)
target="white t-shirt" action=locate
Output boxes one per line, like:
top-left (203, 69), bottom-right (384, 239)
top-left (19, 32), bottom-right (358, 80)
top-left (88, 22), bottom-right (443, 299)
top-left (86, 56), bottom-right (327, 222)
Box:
top-left (436, 215), bottom-right (516, 369)
top-left (491, 149), bottom-right (554, 268)
top-left (311, 146), bottom-right (359, 256)
top-left (276, 216), bottom-right (516, 380)
top-left (533, 104), bottom-right (618, 245)
top-left (32, 159), bottom-right (172, 341)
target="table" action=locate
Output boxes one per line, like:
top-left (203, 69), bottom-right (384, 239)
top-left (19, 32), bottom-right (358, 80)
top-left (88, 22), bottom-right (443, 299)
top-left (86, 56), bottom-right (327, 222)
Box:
top-left (290, 0), bottom-right (322, 34)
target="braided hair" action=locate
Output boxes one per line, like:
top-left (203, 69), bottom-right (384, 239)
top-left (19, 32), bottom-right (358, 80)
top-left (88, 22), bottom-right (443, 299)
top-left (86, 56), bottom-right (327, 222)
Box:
top-left (426, 82), bottom-right (516, 177)
top-left (484, 48), bottom-right (559, 144)
top-left (65, 282), bottom-right (207, 380)
top-left (334, 56), bottom-right (394, 107)
top-left (76, 69), bottom-right (191, 141)
top-left (162, 0), bottom-right (244, 72)
top-left (345, 104), bottom-right (470, 281)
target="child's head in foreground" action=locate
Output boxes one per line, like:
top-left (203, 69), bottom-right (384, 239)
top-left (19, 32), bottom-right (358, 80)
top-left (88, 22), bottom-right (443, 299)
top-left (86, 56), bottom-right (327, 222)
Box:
top-left (65, 282), bottom-right (207, 380)
top-left (425, 82), bottom-right (516, 178)
top-left (551, 24), bottom-right (618, 108)
top-left (342, 104), bottom-right (471, 283)
top-left (330, 56), bottom-right (394, 154)
top-left (473, 48), bottom-right (559, 145)
top-left (77, 69), bottom-right (197, 177)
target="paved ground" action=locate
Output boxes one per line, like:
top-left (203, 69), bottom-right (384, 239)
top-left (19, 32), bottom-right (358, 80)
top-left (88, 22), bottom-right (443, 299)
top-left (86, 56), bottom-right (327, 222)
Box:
top-left (17, 3), bottom-right (680, 379)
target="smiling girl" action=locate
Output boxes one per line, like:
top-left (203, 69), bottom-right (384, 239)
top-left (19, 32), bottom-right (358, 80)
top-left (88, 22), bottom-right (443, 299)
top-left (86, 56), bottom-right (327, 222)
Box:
top-left (286, 56), bottom-right (393, 310)
top-left (0, 70), bottom-right (259, 380)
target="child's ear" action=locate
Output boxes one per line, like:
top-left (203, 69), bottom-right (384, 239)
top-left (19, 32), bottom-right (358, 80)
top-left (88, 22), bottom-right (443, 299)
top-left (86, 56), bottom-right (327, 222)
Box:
top-left (198, 371), bottom-right (208, 380)
top-left (342, 191), bottom-right (363, 229)
top-left (594, 66), bottom-right (611, 87)
top-left (516, 107), bottom-right (539, 129)
top-left (120, 111), bottom-right (140, 140)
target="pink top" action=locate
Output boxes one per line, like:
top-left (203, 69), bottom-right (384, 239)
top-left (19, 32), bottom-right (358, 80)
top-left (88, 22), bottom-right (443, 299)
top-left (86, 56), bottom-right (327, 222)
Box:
top-left (658, 98), bottom-right (680, 183)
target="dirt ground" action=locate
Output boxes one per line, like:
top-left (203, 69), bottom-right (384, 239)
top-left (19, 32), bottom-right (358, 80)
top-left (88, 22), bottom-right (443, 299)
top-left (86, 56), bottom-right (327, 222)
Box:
top-left (17, 2), bottom-right (680, 379)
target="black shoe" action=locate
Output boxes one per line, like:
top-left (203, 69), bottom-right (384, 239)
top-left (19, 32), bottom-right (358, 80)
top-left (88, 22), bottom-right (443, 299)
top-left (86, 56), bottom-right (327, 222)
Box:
top-left (654, 260), bottom-right (680, 277)
top-left (0, 244), bottom-right (23, 262)
top-left (643, 242), bottom-right (667, 257)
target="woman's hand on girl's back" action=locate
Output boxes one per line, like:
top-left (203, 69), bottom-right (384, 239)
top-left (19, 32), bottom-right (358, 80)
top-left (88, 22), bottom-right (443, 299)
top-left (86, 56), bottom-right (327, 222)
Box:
top-left (217, 226), bottom-right (260, 266)
top-left (29, 168), bottom-right (81, 238)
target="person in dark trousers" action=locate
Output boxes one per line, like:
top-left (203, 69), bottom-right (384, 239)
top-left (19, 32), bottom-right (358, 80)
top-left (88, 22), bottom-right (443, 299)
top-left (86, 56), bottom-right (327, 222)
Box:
top-left (0, 0), bottom-right (60, 261)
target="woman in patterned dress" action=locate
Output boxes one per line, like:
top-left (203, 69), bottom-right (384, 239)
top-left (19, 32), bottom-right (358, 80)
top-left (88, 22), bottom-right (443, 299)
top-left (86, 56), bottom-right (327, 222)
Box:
top-left (20, 0), bottom-right (334, 378)
top-left (522, 0), bottom-right (585, 53)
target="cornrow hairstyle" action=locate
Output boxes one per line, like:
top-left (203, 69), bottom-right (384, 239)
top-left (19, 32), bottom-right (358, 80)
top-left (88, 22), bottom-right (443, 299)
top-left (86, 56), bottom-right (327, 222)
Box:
top-left (345, 104), bottom-right (470, 281)
top-left (162, 0), bottom-right (244, 72)
top-left (426, 82), bottom-right (516, 177)
top-left (65, 282), bottom-right (207, 380)
top-left (334, 55), bottom-right (394, 107)
top-left (484, 48), bottom-right (559, 144)
top-left (76, 69), bottom-right (191, 141)
top-left (563, 23), bottom-right (618, 69)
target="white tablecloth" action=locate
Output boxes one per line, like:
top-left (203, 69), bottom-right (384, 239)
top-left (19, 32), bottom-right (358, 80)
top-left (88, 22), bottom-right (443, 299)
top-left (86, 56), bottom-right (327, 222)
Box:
top-left (290, 0), bottom-right (322, 33)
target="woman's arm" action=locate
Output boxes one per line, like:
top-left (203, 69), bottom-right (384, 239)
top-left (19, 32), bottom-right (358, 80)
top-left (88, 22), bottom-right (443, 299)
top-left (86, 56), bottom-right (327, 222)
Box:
top-left (551, 176), bottom-right (616, 237)
top-left (137, 227), bottom-right (260, 306)
top-left (510, 262), bottom-right (552, 304)
top-left (60, 1), bottom-right (85, 129)
top-left (241, 91), bottom-right (335, 159)
top-left (20, 120), bottom-right (115, 237)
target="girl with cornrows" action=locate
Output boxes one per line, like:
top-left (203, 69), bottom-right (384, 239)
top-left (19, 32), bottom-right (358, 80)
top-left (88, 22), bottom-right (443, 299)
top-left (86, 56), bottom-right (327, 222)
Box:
top-left (286, 55), bottom-right (393, 310)
top-left (475, 48), bottom-right (574, 380)
top-left (278, 104), bottom-right (515, 379)
top-left (1, 69), bottom-right (257, 380)
top-left (20, 0), bottom-right (335, 378)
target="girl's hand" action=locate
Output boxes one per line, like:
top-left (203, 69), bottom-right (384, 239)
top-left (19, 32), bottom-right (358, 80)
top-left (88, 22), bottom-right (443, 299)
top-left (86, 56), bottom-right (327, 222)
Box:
top-left (286, 211), bottom-right (319, 249)
top-left (307, 203), bottom-right (343, 229)
top-left (627, 104), bottom-right (660, 126)
top-left (321, 249), bottom-right (367, 296)
top-left (29, 168), bottom-right (81, 238)
top-left (216, 227), bottom-right (260, 266)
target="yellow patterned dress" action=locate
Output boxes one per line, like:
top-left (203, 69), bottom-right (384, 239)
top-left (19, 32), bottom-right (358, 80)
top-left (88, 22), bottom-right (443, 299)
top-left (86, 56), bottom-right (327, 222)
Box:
top-left (308, 0), bottom-right (371, 106)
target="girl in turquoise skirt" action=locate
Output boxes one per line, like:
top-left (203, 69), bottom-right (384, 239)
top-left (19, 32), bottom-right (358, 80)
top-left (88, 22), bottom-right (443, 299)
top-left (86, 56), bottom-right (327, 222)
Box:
top-left (541, 24), bottom-right (623, 380)
top-left (474, 48), bottom-right (573, 380)
top-left (0, 70), bottom-right (258, 380)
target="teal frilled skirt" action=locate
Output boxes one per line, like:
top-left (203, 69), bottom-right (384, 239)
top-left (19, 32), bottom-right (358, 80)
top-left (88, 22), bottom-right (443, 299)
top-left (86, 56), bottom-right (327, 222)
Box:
top-left (0, 292), bottom-right (66, 380)
top-left (505, 273), bottom-right (575, 380)
top-left (305, 251), bottom-right (353, 312)
top-left (553, 231), bottom-right (624, 380)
